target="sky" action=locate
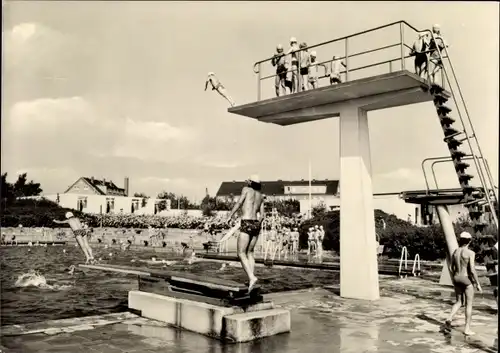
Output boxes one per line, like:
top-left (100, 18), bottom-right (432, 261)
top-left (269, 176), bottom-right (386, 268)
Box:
top-left (2, 1), bottom-right (498, 203)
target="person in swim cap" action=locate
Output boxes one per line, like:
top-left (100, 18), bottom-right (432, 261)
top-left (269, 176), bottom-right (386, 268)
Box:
top-left (308, 51), bottom-right (327, 90)
top-left (204, 72), bottom-right (235, 107)
top-left (225, 174), bottom-right (265, 292)
top-left (410, 32), bottom-right (429, 78)
top-left (285, 37), bottom-right (300, 93)
top-left (271, 44), bottom-right (287, 96)
top-left (53, 212), bottom-right (95, 264)
top-left (428, 24), bottom-right (448, 85)
top-left (445, 231), bottom-right (482, 336)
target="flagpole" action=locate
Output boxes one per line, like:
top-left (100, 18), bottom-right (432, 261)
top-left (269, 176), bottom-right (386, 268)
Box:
top-left (309, 159), bottom-right (312, 219)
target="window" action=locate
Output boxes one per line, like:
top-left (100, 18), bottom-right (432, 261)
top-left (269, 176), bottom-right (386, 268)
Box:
top-left (106, 198), bottom-right (115, 213)
top-left (77, 197), bottom-right (87, 211)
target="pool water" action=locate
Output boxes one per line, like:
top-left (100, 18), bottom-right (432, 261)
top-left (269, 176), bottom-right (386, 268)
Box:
top-left (1, 246), bottom-right (339, 326)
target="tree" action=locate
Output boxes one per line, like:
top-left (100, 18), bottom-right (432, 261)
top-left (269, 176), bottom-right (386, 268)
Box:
top-left (266, 199), bottom-right (300, 217)
top-left (201, 195), bottom-right (216, 217)
top-left (13, 173), bottom-right (43, 197)
top-left (311, 201), bottom-right (327, 218)
top-left (1, 173), bottom-right (15, 201)
top-left (133, 192), bottom-right (148, 198)
top-left (157, 191), bottom-right (198, 210)
top-left (1, 173), bottom-right (42, 202)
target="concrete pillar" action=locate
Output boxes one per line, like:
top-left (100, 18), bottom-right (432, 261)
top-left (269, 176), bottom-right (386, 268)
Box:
top-left (435, 205), bottom-right (458, 260)
top-left (339, 105), bottom-right (379, 300)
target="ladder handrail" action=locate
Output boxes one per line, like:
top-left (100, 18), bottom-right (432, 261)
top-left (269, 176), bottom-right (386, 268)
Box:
top-left (430, 156), bottom-right (493, 191)
top-left (399, 246), bottom-right (409, 277)
top-left (412, 254), bottom-right (421, 276)
top-left (431, 33), bottom-right (498, 210)
top-left (426, 30), bottom-right (498, 229)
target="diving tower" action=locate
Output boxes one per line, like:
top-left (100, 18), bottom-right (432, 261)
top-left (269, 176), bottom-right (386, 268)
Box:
top-left (228, 21), bottom-right (498, 299)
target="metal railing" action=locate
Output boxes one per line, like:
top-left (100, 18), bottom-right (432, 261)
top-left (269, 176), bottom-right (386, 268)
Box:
top-left (413, 28), bottom-right (498, 230)
top-left (253, 20), bottom-right (429, 101)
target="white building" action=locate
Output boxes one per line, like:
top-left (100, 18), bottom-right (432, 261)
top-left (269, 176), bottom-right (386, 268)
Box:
top-left (40, 176), bottom-right (171, 215)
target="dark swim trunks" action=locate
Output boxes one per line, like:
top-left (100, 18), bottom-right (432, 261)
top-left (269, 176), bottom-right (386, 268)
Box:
top-left (73, 229), bottom-right (88, 238)
top-left (240, 220), bottom-right (262, 237)
top-left (415, 53), bottom-right (428, 67)
top-left (453, 274), bottom-right (472, 290)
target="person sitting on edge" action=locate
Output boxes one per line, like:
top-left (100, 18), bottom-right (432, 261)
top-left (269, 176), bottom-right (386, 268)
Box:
top-left (445, 231), bottom-right (482, 336)
top-left (330, 55), bottom-right (347, 85)
top-left (204, 72), bottom-right (235, 107)
top-left (226, 175), bottom-right (265, 292)
top-left (53, 212), bottom-right (95, 264)
top-left (410, 32), bottom-right (429, 78)
top-left (308, 51), bottom-right (327, 90)
top-left (271, 44), bottom-right (288, 97)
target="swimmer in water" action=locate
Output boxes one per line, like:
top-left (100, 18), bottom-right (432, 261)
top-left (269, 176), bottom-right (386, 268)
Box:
top-left (205, 72), bottom-right (235, 107)
top-left (445, 231), bottom-right (482, 336)
top-left (226, 175), bottom-right (265, 292)
top-left (53, 212), bottom-right (95, 264)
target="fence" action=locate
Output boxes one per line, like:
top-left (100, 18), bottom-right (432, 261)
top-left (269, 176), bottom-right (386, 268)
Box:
top-left (252, 20), bottom-right (442, 101)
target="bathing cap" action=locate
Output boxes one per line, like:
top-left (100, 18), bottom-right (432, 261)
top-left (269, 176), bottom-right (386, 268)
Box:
top-left (65, 212), bottom-right (74, 219)
top-left (460, 231), bottom-right (472, 239)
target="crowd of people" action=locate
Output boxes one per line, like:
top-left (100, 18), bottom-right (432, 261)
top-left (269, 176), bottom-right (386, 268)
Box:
top-left (306, 225), bottom-right (325, 257)
top-left (271, 37), bottom-right (346, 97)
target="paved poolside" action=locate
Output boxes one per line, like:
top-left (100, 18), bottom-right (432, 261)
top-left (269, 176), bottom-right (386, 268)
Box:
top-left (1, 277), bottom-right (497, 353)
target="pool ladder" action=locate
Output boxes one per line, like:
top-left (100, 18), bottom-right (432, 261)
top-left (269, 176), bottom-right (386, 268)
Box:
top-left (398, 246), bottom-right (421, 278)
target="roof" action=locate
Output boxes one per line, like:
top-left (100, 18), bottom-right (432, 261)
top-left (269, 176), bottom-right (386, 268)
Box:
top-left (216, 180), bottom-right (339, 197)
top-left (65, 177), bottom-right (125, 195)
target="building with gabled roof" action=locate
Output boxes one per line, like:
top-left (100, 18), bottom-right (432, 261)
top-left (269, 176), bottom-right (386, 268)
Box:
top-left (216, 179), bottom-right (340, 213)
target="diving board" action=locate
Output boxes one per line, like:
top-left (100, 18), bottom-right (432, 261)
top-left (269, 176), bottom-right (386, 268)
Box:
top-left (79, 263), bottom-right (263, 307)
top-left (80, 262), bottom-right (288, 342)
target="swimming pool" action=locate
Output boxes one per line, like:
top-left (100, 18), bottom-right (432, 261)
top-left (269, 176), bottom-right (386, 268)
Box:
top-left (0, 246), bottom-right (339, 326)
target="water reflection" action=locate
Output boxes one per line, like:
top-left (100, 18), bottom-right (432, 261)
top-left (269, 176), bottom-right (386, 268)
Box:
top-left (339, 324), bottom-right (380, 352)
top-left (123, 321), bottom-right (292, 353)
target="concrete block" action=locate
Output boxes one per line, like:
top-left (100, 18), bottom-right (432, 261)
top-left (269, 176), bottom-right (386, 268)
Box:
top-left (223, 309), bottom-right (291, 343)
top-left (128, 291), bottom-right (281, 341)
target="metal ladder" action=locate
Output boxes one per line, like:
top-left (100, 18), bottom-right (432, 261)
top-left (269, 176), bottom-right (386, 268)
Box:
top-left (422, 29), bottom-right (498, 237)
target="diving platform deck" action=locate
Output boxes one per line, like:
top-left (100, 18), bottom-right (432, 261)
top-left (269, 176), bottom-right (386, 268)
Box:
top-left (228, 70), bottom-right (447, 126)
top-left (400, 188), bottom-right (483, 205)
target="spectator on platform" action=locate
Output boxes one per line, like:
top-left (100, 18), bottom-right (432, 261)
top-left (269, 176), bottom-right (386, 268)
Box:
top-left (285, 37), bottom-right (300, 93)
top-left (271, 44), bottom-right (287, 97)
top-left (428, 24), bottom-right (448, 85)
top-left (330, 55), bottom-right (347, 85)
top-left (308, 51), bottom-right (327, 90)
top-left (410, 32), bottom-right (429, 79)
top-left (298, 42), bottom-right (310, 91)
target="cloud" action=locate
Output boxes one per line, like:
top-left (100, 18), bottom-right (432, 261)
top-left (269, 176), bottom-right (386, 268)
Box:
top-left (9, 23), bottom-right (37, 43)
top-left (3, 22), bottom-right (96, 106)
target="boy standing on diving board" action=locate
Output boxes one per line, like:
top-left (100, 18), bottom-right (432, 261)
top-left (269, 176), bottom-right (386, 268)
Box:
top-left (53, 212), bottom-right (96, 264)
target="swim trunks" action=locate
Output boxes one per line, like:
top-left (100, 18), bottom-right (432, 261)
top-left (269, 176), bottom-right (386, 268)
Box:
top-left (73, 229), bottom-right (88, 238)
top-left (415, 53), bottom-right (428, 67)
top-left (212, 82), bottom-right (224, 91)
top-left (330, 76), bottom-right (341, 84)
top-left (240, 220), bottom-right (262, 237)
top-left (300, 67), bottom-right (309, 75)
top-left (453, 274), bottom-right (472, 290)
